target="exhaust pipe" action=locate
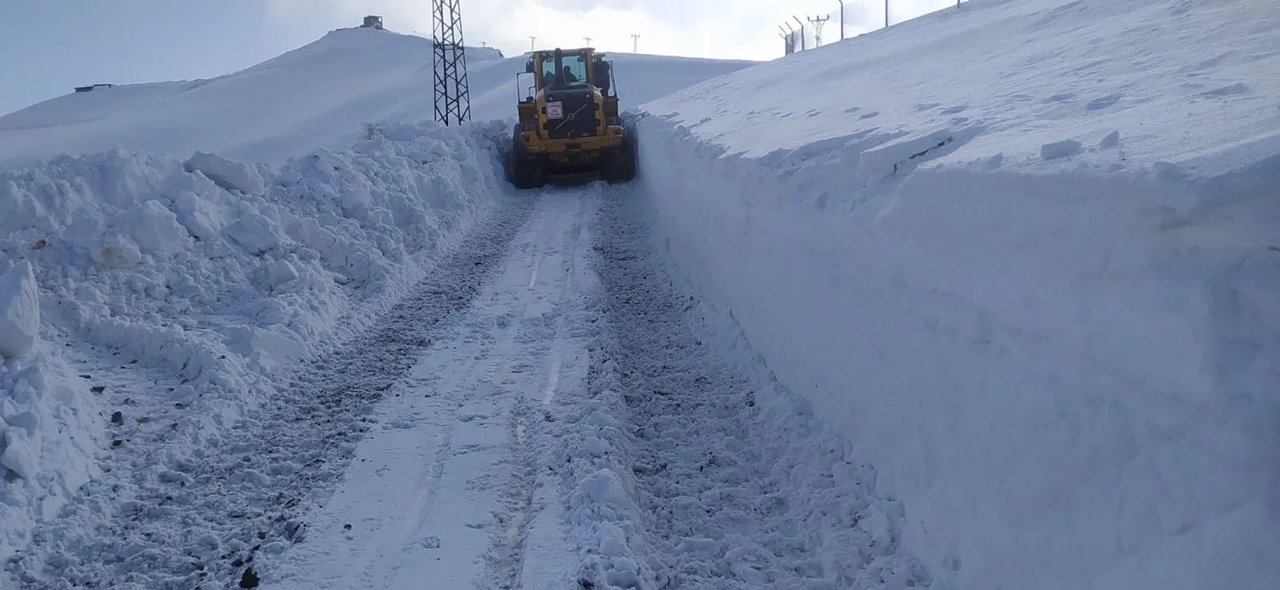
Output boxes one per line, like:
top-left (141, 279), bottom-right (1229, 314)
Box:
top-left (553, 47), bottom-right (564, 85)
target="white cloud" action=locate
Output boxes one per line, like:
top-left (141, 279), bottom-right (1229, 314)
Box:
top-left (265, 0), bottom-right (833, 61)
top-left (264, 0), bottom-right (967, 60)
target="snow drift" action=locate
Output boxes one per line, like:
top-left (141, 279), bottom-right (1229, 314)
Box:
top-left (0, 25), bottom-right (756, 171)
top-left (634, 0), bottom-right (1280, 588)
top-left (0, 118), bottom-right (512, 560)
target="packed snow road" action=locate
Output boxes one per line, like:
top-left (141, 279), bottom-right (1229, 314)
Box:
top-left (6, 183), bottom-right (926, 590)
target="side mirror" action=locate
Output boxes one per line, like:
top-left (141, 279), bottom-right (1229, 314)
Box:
top-left (594, 61), bottom-right (611, 92)
top-left (525, 61), bottom-right (534, 73)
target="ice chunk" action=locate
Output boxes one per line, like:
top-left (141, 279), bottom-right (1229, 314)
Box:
top-left (183, 151), bottom-right (265, 194)
top-left (226, 213), bottom-right (284, 255)
top-left (267, 259), bottom-right (300, 288)
top-left (125, 200), bottom-right (192, 254)
top-left (0, 261), bottom-right (40, 358)
top-left (92, 235), bottom-right (143, 268)
top-left (1, 428), bottom-right (36, 479)
top-left (1040, 138), bottom-right (1083, 160)
top-left (580, 469), bottom-right (627, 507)
top-left (1099, 130), bottom-right (1121, 149)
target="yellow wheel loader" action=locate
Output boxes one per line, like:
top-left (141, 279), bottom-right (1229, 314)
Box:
top-left (506, 47), bottom-right (638, 189)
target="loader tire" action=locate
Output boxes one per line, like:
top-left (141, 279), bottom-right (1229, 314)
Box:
top-left (508, 126), bottom-right (547, 189)
top-left (603, 124), bottom-right (637, 184)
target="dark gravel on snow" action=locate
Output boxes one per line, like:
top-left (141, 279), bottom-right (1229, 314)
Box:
top-left (580, 190), bottom-right (931, 589)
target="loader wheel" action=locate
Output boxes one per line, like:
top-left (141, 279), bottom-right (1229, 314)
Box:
top-left (511, 155), bottom-right (547, 189)
top-left (603, 129), bottom-right (637, 184)
top-left (620, 117), bottom-right (638, 181)
top-left (508, 127), bottom-right (547, 189)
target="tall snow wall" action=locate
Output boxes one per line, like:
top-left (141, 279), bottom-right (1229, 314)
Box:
top-left (631, 0), bottom-right (1280, 585)
top-left (634, 111), bottom-right (1279, 590)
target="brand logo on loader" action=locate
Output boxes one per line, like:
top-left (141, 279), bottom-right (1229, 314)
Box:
top-left (546, 101), bottom-right (564, 119)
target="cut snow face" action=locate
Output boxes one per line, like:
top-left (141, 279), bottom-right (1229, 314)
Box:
top-left (634, 0), bottom-right (1280, 589)
top-left (0, 26), bottom-right (757, 171)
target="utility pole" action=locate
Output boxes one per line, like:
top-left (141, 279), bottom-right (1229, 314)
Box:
top-left (584, 36), bottom-right (593, 46)
top-left (631, 33), bottom-right (640, 53)
top-left (432, 0), bottom-right (470, 125)
top-left (886, 0), bottom-right (890, 28)
top-left (529, 36), bottom-right (536, 51)
top-left (838, 0), bottom-right (845, 40)
top-left (808, 15), bottom-right (829, 47)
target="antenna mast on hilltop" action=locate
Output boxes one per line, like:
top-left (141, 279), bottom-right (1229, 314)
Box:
top-left (432, 0), bottom-right (470, 125)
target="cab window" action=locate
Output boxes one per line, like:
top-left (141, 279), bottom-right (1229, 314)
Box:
top-left (541, 53), bottom-right (587, 85)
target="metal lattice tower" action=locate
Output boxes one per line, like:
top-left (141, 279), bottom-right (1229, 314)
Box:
top-left (432, 0), bottom-right (470, 125)
top-left (808, 15), bottom-right (829, 47)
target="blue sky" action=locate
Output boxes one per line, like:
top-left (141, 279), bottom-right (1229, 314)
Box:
top-left (0, 0), bottom-right (341, 115)
top-left (0, 0), bottom-right (958, 116)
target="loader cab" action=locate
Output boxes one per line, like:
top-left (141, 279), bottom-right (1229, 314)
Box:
top-left (506, 47), bottom-right (637, 189)
top-left (517, 47), bottom-right (616, 104)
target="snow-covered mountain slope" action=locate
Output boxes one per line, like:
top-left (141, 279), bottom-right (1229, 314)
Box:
top-left (633, 0), bottom-right (1280, 589)
top-left (0, 26), bottom-right (756, 171)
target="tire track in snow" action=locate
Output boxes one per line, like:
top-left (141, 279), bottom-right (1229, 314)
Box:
top-left (3, 197), bottom-right (535, 590)
top-left (479, 191), bottom-right (594, 589)
top-left (255, 189), bottom-right (594, 590)
top-left (579, 187), bottom-right (932, 589)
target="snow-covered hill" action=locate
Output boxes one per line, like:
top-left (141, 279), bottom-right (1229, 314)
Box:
top-left (635, 0), bottom-right (1280, 589)
top-left (0, 25), bottom-right (756, 170)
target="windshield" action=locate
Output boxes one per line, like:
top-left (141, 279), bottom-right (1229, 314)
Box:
top-left (541, 53), bottom-right (587, 86)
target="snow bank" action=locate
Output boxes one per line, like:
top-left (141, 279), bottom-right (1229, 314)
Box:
top-left (0, 260), bottom-right (105, 560)
top-left (633, 0), bottom-right (1280, 588)
top-left (0, 119), bottom-right (511, 559)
